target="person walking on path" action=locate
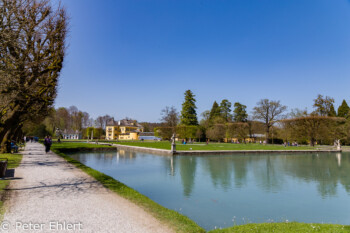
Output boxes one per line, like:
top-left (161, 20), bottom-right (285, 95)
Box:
top-left (43, 136), bottom-right (52, 153)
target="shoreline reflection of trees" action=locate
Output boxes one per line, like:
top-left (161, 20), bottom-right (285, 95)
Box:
top-left (173, 153), bottom-right (350, 197)
top-left (74, 151), bottom-right (350, 198)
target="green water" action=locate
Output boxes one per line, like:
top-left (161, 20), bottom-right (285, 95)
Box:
top-left (69, 151), bottom-right (350, 230)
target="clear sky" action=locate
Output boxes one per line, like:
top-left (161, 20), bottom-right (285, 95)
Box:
top-left (55, 0), bottom-right (350, 122)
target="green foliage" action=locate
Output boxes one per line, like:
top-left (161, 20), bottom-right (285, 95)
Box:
top-left (27, 124), bottom-right (52, 138)
top-left (180, 90), bottom-right (198, 126)
top-left (209, 101), bottom-right (221, 123)
top-left (154, 127), bottom-right (173, 140)
top-left (338, 100), bottom-right (350, 118)
top-left (86, 127), bottom-right (104, 139)
top-left (226, 122), bottom-right (249, 140)
top-left (328, 104), bottom-right (337, 117)
top-left (219, 99), bottom-right (232, 122)
top-left (233, 102), bottom-right (248, 122)
top-left (176, 125), bottom-right (198, 139)
top-left (206, 124), bottom-right (226, 141)
top-left (283, 116), bottom-right (346, 146)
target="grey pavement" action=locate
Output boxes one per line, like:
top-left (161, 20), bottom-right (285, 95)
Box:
top-left (2, 143), bottom-right (172, 233)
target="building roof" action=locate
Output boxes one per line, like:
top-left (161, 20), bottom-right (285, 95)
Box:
top-left (106, 119), bottom-right (144, 129)
top-left (62, 129), bottom-right (81, 134)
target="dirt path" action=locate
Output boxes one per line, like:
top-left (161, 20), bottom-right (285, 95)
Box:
top-left (2, 143), bottom-right (173, 233)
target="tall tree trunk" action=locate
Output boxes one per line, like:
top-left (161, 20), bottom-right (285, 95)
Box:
top-left (265, 127), bottom-right (270, 144)
top-left (0, 110), bottom-right (22, 152)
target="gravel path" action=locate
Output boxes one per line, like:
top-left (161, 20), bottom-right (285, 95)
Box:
top-left (2, 143), bottom-right (173, 233)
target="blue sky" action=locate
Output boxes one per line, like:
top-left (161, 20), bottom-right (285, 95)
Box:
top-left (55, 0), bottom-right (350, 122)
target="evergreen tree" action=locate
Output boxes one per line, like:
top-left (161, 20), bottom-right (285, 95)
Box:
top-left (338, 100), bottom-right (350, 118)
top-left (328, 104), bottom-right (336, 117)
top-left (219, 99), bottom-right (232, 122)
top-left (180, 90), bottom-right (198, 125)
top-left (209, 101), bottom-right (221, 122)
top-left (233, 102), bottom-right (248, 122)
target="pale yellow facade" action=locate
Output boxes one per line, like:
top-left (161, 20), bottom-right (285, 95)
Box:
top-left (106, 122), bottom-right (143, 140)
top-left (224, 138), bottom-right (255, 143)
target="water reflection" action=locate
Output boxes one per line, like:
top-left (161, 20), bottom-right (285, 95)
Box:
top-left (179, 157), bottom-right (197, 197)
top-left (70, 152), bottom-right (350, 197)
top-left (69, 151), bottom-right (350, 230)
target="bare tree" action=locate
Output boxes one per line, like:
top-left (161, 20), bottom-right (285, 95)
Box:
top-left (81, 112), bottom-right (90, 128)
top-left (95, 116), bottom-right (104, 129)
top-left (161, 106), bottom-right (179, 131)
top-left (313, 94), bottom-right (335, 116)
top-left (94, 115), bottom-right (112, 129)
top-left (252, 99), bottom-right (287, 143)
top-left (0, 0), bottom-right (68, 150)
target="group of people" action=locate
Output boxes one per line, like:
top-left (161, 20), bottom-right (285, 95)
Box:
top-left (24, 136), bottom-right (39, 143)
top-left (284, 141), bottom-right (299, 147)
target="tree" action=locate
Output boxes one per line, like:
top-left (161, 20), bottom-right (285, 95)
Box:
top-left (154, 127), bottom-right (173, 140)
top-left (313, 94), bottom-right (335, 116)
top-left (219, 99), bottom-right (232, 122)
top-left (95, 116), bottom-right (104, 129)
top-left (328, 104), bottom-right (337, 117)
top-left (176, 125), bottom-right (198, 140)
top-left (0, 0), bottom-right (68, 151)
top-left (206, 124), bottom-right (226, 142)
top-left (252, 99), bottom-right (287, 142)
top-left (209, 101), bottom-right (221, 123)
top-left (338, 100), bottom-right (350, 118)
top-left (200, 110), bottom-right (210, 128)
top-left (95, 115), bottom-right (112, 130)
top-left (82, 112), bottom-right (91, 128)
top-left (226, 122), bottom-right (249, 142)
top-left (233, 102), bottom-right (248, 122)
top-left (283, 115), bottom-right (346, 146)
top-left (180, 90), bottom-right (198, 125)
top-left (161, 106), bottom-right (179, 130)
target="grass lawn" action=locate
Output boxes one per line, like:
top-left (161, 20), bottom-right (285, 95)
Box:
top-left (114, 141), bottom-right (322, 151)
top-left (51, 142), bottom-right (112, 150)
top-left (209, 222), bottom-right (350, 233)
top-left (0, 153), bottom-right (23, 217)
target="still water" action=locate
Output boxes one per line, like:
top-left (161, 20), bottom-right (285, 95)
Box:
top-left (68, 150), bottom-right (350, 230)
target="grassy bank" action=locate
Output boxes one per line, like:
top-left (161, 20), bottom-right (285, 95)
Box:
top-left (51, 142), bottom-right (115, 152)
top-left (0, 153), bottom-right (23, 216)
top-left (114, 141), bottom-right (321, 151)
top-left (51, 143), bottom-right (205, 233)
top-left (209, 222), bottom-right (350, 233)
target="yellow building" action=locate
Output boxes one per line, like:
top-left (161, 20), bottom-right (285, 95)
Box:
top-left (106, 119), bottom-right (144, 140)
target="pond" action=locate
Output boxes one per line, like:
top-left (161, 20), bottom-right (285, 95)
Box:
top-left (68, 150), bottom-right (350, 230)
